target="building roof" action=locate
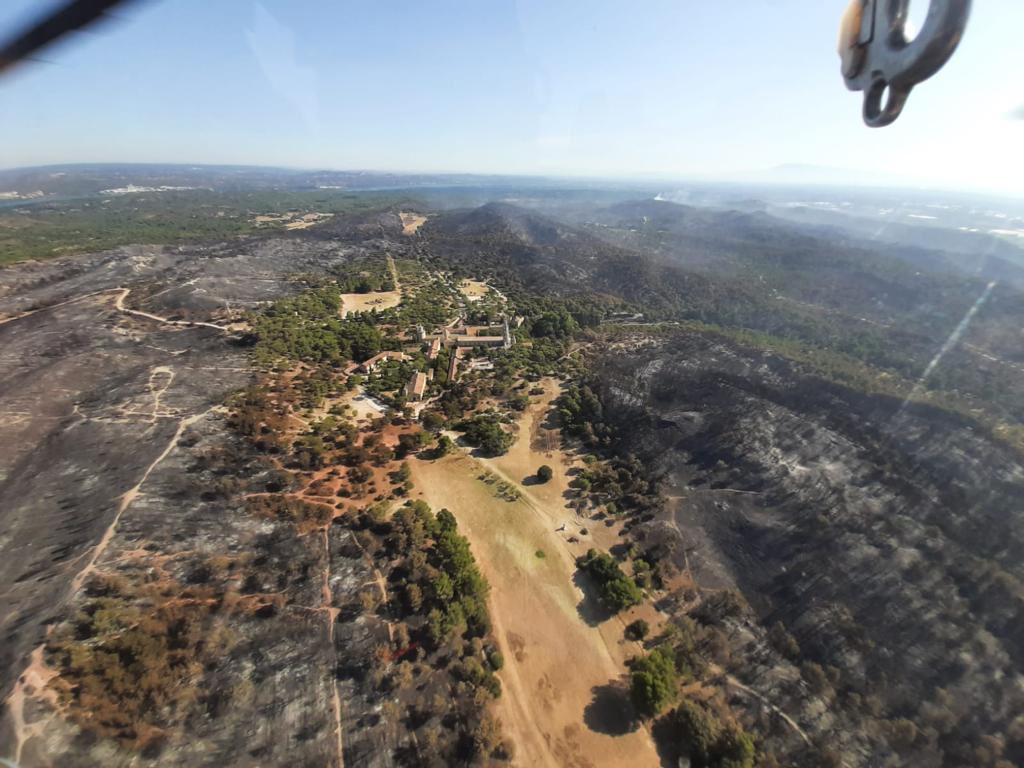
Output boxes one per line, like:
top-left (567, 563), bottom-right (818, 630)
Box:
top-left (447, 347), bottom-right (462, 381)
top-left (406, 371), bottom-right (428, 398)
top-left (359, 350), bottom-right (407, 371)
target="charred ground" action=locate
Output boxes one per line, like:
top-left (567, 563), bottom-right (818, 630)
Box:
top-left (1, 171), bottom-right (1023, 768)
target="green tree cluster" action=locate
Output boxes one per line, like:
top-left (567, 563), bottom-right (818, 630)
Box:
top-left (669, 700), bottom-right (756, 768)
top-left (530, 309), bottom-right (579, 339)
top-left (557, 383), bottom-right (613, 447)
top-left (629, 645), bottom-right (679, 718)
top-left (625, 619), bottom-right (650, 641)
top-left (389, 502), bottom-right (491, 647)
top-left (576, 548), bottom-right (642, 613)
top-left (454, 414), bottom-right (514, 456)
top-left (251, 287), bottom-right (384, 366)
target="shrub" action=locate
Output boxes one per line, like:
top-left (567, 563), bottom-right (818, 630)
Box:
top-left (396, 431), bottom-right (430, 457)
top-left (435, 434), bottom-right (455, 457)
top-left (421, 411), bottom-right (445, 431)
top-left (695, 589), bottom-right (748, 624)
top-left (629, 646), bottom-right (678, 718)
top-left (508, 395), bottom-right (530, 411)
top-left (767, 621), bottom-right (800, 659)
top-left (625, 619), bottom-right (650, 641)
top-left (569, 477), bottom-right (591, 492)
top-left (482, 673), bottom-right (502, 699)
top-left (801, 661), bottom-right (831, 696)
top-left (577, 548), bottom-right (643, 613)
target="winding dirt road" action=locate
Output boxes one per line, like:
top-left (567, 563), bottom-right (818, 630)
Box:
top-left (113, 287), bottom-right (230, 331)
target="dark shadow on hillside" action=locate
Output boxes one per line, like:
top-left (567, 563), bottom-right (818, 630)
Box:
top-left (572, 568), bottom-right (614, 627)
top-left (522, 474), bottom-right (544, 486)
top-left (583, 681), bottom-right (640, 736)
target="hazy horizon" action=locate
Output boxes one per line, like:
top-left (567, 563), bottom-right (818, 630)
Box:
top-left (2, 1), bottom-right (1023, 196)
top-left (5, 160), bottom-right (1024, 204)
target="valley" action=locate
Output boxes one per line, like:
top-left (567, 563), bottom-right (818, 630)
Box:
top-left (1, 169), bottom-right (1023, 768)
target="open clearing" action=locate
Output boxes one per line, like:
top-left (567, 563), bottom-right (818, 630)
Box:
top-left (459, 278), bottom-right (490, 302)
top-left (339, 253), bottom-right (403, 317)
top-left (399, 212), bottom-right (428, 235)
top-left (482, 379), bottom-right (627, 555)
top-left (338, 290), bottom-right (401, 316)
top-left (409, 380), bottom-right (659, 768)
top-left (346, 388), bottom-right (387, 423)
top-left (253, 212), bottom-right (333, 230)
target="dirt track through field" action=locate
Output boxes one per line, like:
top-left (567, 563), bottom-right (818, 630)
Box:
top-left (409, 380), bottom-right (659, 768)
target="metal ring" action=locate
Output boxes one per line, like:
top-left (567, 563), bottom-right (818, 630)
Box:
top-left (841, 0), bottom-right (971, 127)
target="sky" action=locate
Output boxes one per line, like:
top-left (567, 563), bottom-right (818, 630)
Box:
top-left (1, 0), bottom-right (1022, 194)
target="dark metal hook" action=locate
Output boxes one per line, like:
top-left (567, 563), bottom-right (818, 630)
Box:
top-left (839, 0), bottom-right (972, 127)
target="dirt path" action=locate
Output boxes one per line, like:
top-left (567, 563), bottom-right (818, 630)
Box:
top-left (69, 403), bottom-right (220, 595)
top-left (320, 528), bottom-right (346, 768)
top-left (4, 401), bottom-right (222, 762)
top-left (147, 367), bottom-right (174, 421)
top-left (965, 342), bottom-right (1024, 373)
top-left (114, 287), bottom-right (229, 331)
top-left (1, 286), bottom-right (233, 332)
top-left (409, 381), bottom-right (659, 768)
top-left (412, 453), bottom-right (658, 767)
top-left (385, 254), bottom-right (400, 292)
top-left (719, 671), bottom-right (811, 746)
top-left (0, 287), bottom-right (121, 327)
top-left (5, 645), bottom-right (60, 765)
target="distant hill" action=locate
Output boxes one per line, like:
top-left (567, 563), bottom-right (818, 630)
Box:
top-left (770, 202), bottom-right (1024, 275)
top-left (592, 197), bottom-right (1024, 291)
top-left (428, 202), bottom-right (567, 246)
